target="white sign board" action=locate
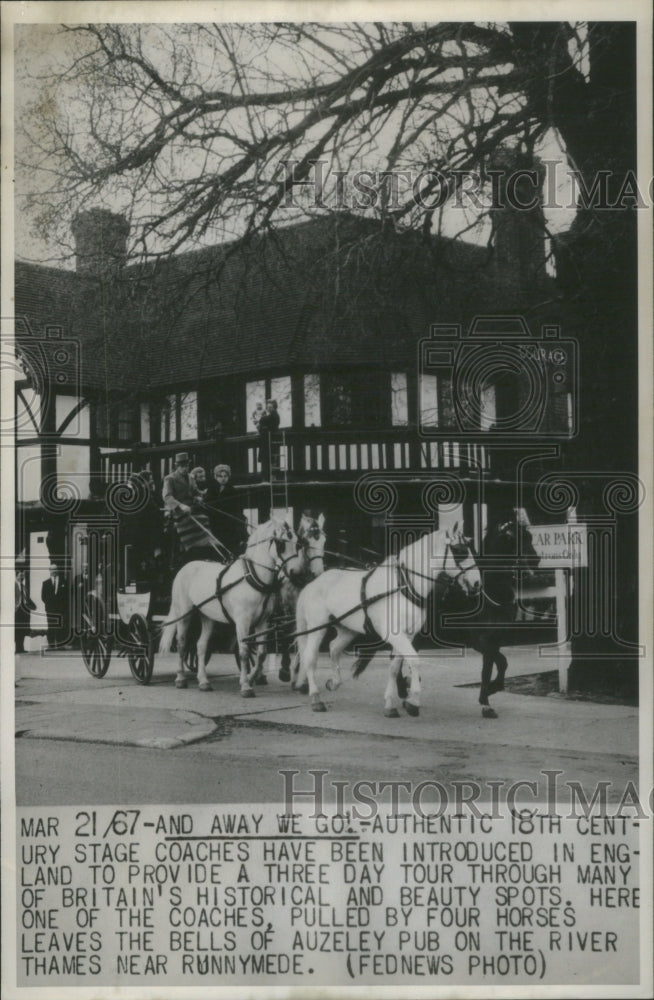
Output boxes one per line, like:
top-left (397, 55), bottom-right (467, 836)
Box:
top-left (116, 590), bottom-right (151, 625)
top-left (528, 523), bottom-right (588, 568)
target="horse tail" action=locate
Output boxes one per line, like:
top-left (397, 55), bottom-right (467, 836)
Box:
top-left (159, 567), bottom-right (185, 653)
top-left (158, 618), bottom-right (177, 655)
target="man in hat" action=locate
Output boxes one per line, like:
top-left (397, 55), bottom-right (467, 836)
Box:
top-left (162, 453), bottom-right (194, 513)
top-left (162, 453), bottom-right (215, 565)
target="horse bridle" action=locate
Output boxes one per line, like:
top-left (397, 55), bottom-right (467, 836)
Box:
top-left (440, 538), bottom-right (477, 586)
top-left (298, 522), bottom-right (326, 568)
top-left (271, 529), bottom-right (304, 582)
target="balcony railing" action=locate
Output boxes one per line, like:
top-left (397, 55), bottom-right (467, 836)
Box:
top-left (101, 427), bottom-right (494, 483)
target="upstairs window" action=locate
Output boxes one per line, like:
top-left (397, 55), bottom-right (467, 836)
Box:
top-left (419, 374), bottom-right (439, 428)
top-left (160, 395), bottom-right (176, 443)
top-left (140, 403), bottom-right (151, 443)
top-left (246, 380), bottom-right (266, 431)
top-left (270, 376), bottom-right (292, 428)
top-left (303, 374), bottom-right (321, 427)
top-left (480, 383), bottom-right (496, 431)
top-left (391, 373), bottom-right (408, 426)
top-left (246, 376), bottom-right (292, 430)
top-left (179, 391), bottom-right (198, 440)
top-left (117, 402), bottom-right (137, 442)
top-left (323, 374), bottom-right (353, 426)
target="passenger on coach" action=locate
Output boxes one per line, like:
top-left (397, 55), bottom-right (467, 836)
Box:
top-left (162, 453), bottom-right (215, 565)
top-left (190, 466), bottom-right (208, 498)
top-left (205, 464), bottom-right (248, 558)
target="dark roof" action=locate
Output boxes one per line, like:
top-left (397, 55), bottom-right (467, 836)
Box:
top-left (15, 213), bottom-right (558, 394)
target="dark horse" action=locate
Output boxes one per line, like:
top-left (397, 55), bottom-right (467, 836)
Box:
top-left (352, 517), bottom-right (540, 718)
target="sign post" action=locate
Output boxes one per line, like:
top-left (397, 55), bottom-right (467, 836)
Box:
top-left (528, 524), bottom-right (588, 693)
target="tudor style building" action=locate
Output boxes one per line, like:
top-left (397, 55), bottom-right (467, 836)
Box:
top-left (15, 200), bottom-right (574, 560)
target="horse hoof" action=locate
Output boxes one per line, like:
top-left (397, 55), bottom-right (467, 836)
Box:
top-left (254, 675), bottom-right (268, 686)
top-left (311, 701), bottom-right (327, 713)
top-left (278, 667), bottom-right (290, 682)
top-left (403, 700), bottom-right (420, 717)
top-left (175, 678), bottom-right (188, 689)
top-left (384, 708), bottom-right (400, 718)
top-left (482, 706), bottom-right (498, 719)
top-left (241, 688), bottom-right (256, 699)
top-left (199, 681), bottom-right (212, 692)
top-left (293, 681), bottom-right (309, 695)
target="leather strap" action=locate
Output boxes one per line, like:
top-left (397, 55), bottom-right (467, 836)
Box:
top-left (360, 567), bottom-right (379, 638)
top-left (397, 562), bottom-right (427, 608)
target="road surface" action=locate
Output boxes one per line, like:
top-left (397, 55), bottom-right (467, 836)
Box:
top-left (13, 648), bottom-right (638, 809)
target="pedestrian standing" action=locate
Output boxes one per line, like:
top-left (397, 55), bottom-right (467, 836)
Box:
top-left (258, 399), bottom-right (280, 479)
top-left (41, 565), bottom-right (69, 649)
top-left (15, 566), bottom-right (35, 653)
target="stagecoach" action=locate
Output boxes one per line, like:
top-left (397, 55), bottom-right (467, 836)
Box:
top-left (79, 537), bottom-right (198, 685)
top-left (78, 510), bottom-right (325, 688)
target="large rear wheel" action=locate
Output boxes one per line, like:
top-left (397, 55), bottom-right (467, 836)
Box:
top-left (127, 613), bottom-right (154, 685)
top-left (81, 593), bottom-right (112, 678)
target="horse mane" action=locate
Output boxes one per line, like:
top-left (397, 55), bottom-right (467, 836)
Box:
top-left (399, 527), bottom-right (453, 569)
top-left (246, 519), bottom-right (278, 548)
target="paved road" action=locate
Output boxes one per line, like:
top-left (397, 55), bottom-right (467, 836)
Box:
top-left (14, 648), bottom-right (638, 808)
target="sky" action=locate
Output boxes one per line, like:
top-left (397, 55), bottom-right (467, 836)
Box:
top-left (12, 20), bottom-right (579, 268)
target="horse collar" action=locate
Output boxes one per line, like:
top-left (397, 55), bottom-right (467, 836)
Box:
top-left (243, 556), bottom-right (281, 594)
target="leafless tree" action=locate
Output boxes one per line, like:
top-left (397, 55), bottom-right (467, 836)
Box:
top-left (18, 22), bottom-right (625, 253)
top-left (16, 20), bottom-right (640, 661)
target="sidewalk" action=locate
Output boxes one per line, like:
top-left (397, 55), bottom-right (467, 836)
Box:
top-left (14, 647), bottom-right (638, 761)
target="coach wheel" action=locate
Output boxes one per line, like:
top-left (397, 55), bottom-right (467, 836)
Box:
top-left (81, 593), bottom-right (112, 679)
top-left (127, 613), bottom-right (154, 685)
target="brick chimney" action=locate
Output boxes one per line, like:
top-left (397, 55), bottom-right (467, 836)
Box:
top-left (71, 209), bottom-right (129, 277)
top-left (488, 149), bottom-right (547, 289)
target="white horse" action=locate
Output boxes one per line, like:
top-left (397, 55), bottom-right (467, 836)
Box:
top-left (159, 518), bottom-right (303, 695)
top-left (270, 513), bottom-right (326, 683)
top-left (294, 525), bottom-right (481, 716)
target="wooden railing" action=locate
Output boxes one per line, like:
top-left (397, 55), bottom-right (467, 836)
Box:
top-left (102, 428), bottom-right (493, 483)
top-left (101, 427), bottom-right (566, 486)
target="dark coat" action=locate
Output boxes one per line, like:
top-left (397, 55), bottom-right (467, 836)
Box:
top-left (41, 574), bottom-right (69, 643)
top-left (15, 577), bottom-right (36, 649)
top-left (257, 409), bottom-right (280, 435)
top-left (204, 481), bottom-right (248, 556)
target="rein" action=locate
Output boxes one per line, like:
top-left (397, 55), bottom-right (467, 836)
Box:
top-left (156, 531), bottom-right (299, 634)
top-left (244, 539), bottom-right (476, 647)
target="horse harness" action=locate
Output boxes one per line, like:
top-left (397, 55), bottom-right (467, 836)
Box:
top-left (213, 537), bottom-right (296, 626)
top-left (338, 539), bottom-right (475, 639)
